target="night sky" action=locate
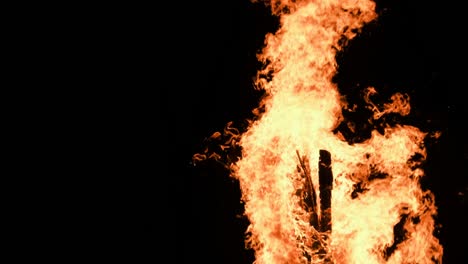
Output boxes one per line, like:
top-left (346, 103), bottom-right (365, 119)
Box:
top-left (166, 0), bottom-right (467, 263)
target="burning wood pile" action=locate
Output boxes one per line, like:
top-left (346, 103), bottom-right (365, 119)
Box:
top-left (296, 150), bottom-right (333, 262)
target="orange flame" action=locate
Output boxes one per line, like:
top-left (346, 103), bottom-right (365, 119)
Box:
top-left (196, 0), bottom-right (443, 263)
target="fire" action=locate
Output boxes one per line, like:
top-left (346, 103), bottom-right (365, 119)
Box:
top-left (194, 0), bottom-right (443, 263)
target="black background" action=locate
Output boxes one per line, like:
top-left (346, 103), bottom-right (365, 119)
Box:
top-left (161, 0), bottom-right (467, 263)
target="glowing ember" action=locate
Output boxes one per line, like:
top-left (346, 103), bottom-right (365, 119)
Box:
top-left (194, 0), bottom-right (443, 263)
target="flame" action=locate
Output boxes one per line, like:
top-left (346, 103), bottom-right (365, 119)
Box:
top-left (195, 0), bottom-right (443, 263)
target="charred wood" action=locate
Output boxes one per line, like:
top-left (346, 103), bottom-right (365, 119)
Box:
top-left (319, 149), bottom-right (333, 233)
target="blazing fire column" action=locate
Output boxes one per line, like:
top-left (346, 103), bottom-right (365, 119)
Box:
top-left (195, 0), bottom-right (444, 263)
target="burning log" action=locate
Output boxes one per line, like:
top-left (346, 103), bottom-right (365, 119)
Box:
top-left (318, 149), bottom-right (333, 233)
top-left (296, 149), bottom-right (334, 233)
top-left (297, 150), bottom-right (334, 263)
top-left (296, 150), bottom-right (319, 228)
